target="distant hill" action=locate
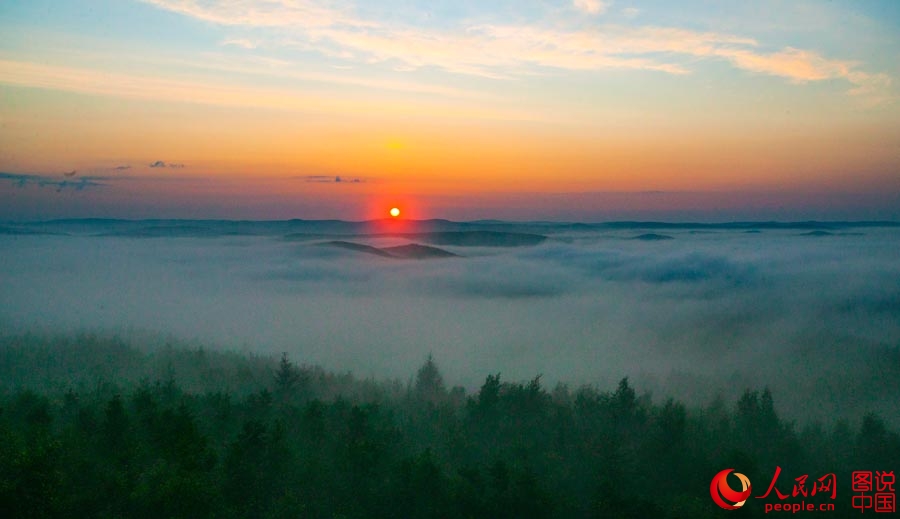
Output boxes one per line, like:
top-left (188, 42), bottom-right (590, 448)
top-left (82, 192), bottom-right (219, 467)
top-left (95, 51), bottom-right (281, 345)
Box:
top-left (3, 218), bottom-right (897, 239)
top-left (392, 231), bottom-right (547, 247)
top-left (319, 240), bottom-right (459, 259)
top-left (288, 230), bottom-right (548, 246)
top-left (0, 225), bottom-right (64, 236)
top-left (320, 240), bottom-right (395, 258)
top-left (98, 225), bottom-right (246, 238)
top-left (382, 243), bottom-right (459, 258)
top-left (799, 230), bottom-right (865, 237)
top-left (632, 233), bottom-right (674, 241)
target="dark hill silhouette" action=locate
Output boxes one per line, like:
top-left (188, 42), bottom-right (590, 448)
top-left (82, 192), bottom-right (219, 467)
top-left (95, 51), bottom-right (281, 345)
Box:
top-left (319, 240), bottom-right (459, 259)
top-left (383, 243), bottom-right (459, 258)
top-left (289, 230), bottom-right (548, 246)
top-left (319, 240), bottom-right (395, 258)
top-left (396, 230), bottom-right (546, 247)
top-left (99, 225), bottom-right (246, 238)
top-left (5, 218), bottom-right (897, 239)
top-left (632, 233), bottom-right (674, 241)
top-left (0, 225), bottom-right (65, 236)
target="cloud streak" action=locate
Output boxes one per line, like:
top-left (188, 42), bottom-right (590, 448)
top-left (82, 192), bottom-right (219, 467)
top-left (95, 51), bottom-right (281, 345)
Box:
top-left (149, 160), bottom-right (185, 168)
top-left (300, 175), bottom-right (363, 184)
top-left (0, 59), bottom-right (536, 121)
top-left (0, 172), bottom-right (107, 192)
top-left (138, 0), bottom-right (891, 98)
top-left (573, 0), bottom-right (608, 16)
top-left (140, 0), bottom-right (372, 29)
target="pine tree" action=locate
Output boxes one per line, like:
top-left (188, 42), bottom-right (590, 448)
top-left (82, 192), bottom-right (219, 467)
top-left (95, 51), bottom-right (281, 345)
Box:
top-left (414, 354), bottom-right (446, 403)
top-left (274, 352), bottom-right (300, 398)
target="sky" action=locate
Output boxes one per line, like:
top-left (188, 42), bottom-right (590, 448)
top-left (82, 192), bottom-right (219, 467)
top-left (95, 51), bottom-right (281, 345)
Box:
top-left (1, 0), bottom-right (899, 220)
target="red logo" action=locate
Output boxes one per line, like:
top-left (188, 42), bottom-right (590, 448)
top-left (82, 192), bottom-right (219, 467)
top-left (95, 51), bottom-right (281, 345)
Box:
top-left (711, 469), bottom-right (753, 510)
top-left (852, 470), bottom-right (895, 513)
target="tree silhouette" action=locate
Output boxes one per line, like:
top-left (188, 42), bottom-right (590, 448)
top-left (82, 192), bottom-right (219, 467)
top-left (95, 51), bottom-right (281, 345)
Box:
top-left (274, 352), bottom-right (300, 399)
top-left (414, 354), bottom-right (446, 403)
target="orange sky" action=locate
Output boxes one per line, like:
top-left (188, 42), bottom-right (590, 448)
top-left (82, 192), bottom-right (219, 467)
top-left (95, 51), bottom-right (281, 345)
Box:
top-left (1, 1), bottom-right (899, 220)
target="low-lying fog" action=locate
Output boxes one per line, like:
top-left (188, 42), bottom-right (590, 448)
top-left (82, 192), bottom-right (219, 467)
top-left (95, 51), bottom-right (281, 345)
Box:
top-left (2, 220), bottom-right (899, 424)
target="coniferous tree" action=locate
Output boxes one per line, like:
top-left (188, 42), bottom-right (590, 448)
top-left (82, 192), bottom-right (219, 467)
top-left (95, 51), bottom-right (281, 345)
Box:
top-left (414, 354), bottom-right (446, 403)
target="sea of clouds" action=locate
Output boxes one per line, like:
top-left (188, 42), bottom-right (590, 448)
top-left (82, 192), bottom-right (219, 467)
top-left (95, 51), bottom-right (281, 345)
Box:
top-left (1, 223), bottom-right (898, 424)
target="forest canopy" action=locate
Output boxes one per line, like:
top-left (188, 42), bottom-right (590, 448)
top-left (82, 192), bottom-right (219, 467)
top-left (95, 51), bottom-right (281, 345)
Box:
top-left (0, 333), bottom-right (897, 518)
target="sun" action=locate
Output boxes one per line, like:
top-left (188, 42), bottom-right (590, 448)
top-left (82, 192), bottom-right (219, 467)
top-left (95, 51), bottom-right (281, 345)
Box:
top-left (389, 207), bottom-right (401, 218)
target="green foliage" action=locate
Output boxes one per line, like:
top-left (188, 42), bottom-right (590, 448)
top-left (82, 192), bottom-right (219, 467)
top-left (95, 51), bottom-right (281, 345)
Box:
top-left (0, 334), bottom-right (898, 518)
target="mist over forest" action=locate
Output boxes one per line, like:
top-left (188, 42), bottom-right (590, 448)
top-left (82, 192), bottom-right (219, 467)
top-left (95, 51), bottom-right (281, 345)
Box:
top-left (2, 218), bottom-right (900, 517)
top-left (2, 219), bottom-right (899, 425)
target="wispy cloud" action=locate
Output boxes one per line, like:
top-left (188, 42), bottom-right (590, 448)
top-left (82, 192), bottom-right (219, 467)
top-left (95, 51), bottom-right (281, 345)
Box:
top-left (0, 56), bottom-right (537, 120)
top-left (298, 175), bottom-right (364, 184)
top-left (222, 38), bottom-right (260, 49)
top-left (710, 46), bottom-right (851, 82)
top-left (139, 0), bottom-right (371, 29)
top-left (846, 72), bottom-right (894, 106)
top-left (0, 172), bottom-right (107, 192)
top-left (137, 0), bottom-right (892, 100)
top-left (149, 160), bottom-right (185, 168)
top-left (573, 0), bottom-right (608, 16)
